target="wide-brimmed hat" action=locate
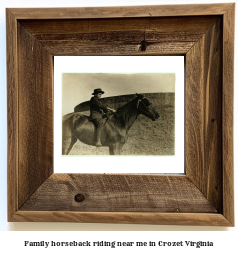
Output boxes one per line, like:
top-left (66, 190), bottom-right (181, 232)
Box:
top-left (92, 88), bottom-right (105, 95)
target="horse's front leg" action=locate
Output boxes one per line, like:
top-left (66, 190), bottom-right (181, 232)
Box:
top-left (109, 146), bottom-right (113, 155)
top-left (109, 143), bottom-right (121, 155)
top-left (117, 143), bottom-right (124, 155)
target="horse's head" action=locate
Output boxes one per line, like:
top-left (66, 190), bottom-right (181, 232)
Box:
top-left (136, 94), bottom-right (160, 121)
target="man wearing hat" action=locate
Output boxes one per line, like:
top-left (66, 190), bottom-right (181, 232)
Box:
top-left (90, 88), bottom-right (116, 147)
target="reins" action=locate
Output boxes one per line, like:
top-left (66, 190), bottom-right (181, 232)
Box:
top-left (108, 98), bottom-right (152, 116)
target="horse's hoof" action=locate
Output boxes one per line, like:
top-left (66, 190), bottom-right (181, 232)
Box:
top-left (95, 143), bottom-right (102, 147)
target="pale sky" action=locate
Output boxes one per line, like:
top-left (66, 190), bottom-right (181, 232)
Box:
top-left (62, 72), bottom-right (175, 115)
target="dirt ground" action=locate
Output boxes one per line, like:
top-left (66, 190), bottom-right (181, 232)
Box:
top-left (67, 105), bottom-right (174, 156)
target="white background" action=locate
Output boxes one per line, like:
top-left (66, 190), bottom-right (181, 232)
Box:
top-left (55, 56), bottom-right (184, 173)
top-left (0, 0), bottom-right (237, 252)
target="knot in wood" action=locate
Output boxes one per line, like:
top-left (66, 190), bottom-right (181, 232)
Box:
top-left (74, 193), bottom-right (85, 202)
top-left (140, 40), bottom-right (148, 51)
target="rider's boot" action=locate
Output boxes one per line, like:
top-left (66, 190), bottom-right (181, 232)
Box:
top-left (95, 125), bottom-right (102, 147)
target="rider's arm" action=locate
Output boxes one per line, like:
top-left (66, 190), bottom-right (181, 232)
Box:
top-left (90, 97), bottom-right (108, 110)
top-left (91, 97), bottom-right (116, 112)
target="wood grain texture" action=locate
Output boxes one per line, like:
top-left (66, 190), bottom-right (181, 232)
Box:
top-left (186, 18), bottom-right (223, 212)
top-left (17, 23), bottom-right (54, 208)
top-left (222, 4), bottom-right (235, 226)
top-left (20, 174), bottom-right (217, 213)
top-left (37, 41), bottom-right (193, 56)
top-left (8, 4), bottom-right (233, 19)
top-left (11, 211), bottom-right (232, 226)
top-left (20, 16), bottom-right (218, 34)
top-left (19, 17), bottom-right (218, 56)
top-left (6, 9), bottom-right (18, 221)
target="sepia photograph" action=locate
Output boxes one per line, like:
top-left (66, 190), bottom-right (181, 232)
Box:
top-left (62, 73), bottom-right (174, 156)
top-left (54, 56), bottom-right (184, 173)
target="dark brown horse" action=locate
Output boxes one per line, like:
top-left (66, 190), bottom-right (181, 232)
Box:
top-left (62, 94), bottom-right (160, 155)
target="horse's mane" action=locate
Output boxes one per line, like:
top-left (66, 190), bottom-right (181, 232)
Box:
top-left (111, 95), bottom-right (144, 127)
top-left (116, 94), bottom-right (144, 112)
top-left (116, 97), bottom-right (138, 111)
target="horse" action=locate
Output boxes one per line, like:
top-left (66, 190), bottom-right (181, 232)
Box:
top-left (62, 94), bottom-right (160, 155)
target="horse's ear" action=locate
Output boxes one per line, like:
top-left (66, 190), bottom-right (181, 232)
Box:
top-left (136, 93), bottom-right (144, 99)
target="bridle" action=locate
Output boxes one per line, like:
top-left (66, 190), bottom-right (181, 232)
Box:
top-left (137, 99), bottom-right (149, 114)
top-left (110, 98), bottom-right (156, 119)
top-left (136, 99), bottom-right (157, 119)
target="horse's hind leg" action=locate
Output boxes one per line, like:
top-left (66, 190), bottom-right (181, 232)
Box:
top-left (62, 136), bottom-right (77, 155)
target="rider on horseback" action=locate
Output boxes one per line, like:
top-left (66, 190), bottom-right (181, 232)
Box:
top-left (90, 88), bottom-right (116, 147)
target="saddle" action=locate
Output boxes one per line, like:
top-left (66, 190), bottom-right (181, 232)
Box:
top-left (88, 111), bottom-right (112, 127)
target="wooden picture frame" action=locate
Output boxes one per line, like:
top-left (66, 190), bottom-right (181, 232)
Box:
top-left (7, 3), bottom-right (234, 226)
